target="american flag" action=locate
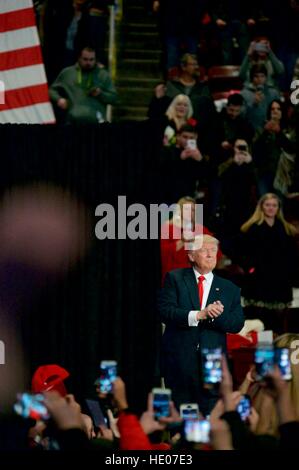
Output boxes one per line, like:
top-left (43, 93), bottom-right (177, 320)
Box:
top-left (0, 0), bottom-right (55, 124)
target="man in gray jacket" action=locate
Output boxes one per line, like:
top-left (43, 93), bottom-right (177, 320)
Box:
top-left (50, 47), bottom-right (117, 124)
top-left (241, 64), bottom-right (280, 131)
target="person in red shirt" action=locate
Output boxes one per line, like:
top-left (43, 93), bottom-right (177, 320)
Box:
top-left (160, 196), bottom-right (223, 282)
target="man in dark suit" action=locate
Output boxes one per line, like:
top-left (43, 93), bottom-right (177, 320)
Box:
top-left (158, 234), bottom-right (244, 415)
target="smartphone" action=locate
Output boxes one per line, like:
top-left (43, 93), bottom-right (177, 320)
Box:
top-left (237, 395), bottom-right (251, 421)
top-left (237, 144), bottom-right (248, 152)
top-left (184, 419), bottom-right (210, 443)
top-left (85, 399), bottom-right (107, 428)
top-left (152, 388), bottom-right (171, 419)
top-left (186, 139), bottom-right (197, 150)
top-left (180, 403), bottom-right (199, 420)
top-left (255, 42), bottom-right (269, 53)
top-left (201, 348), bottom-right (222, 387)
top-left (98, 360), bottom-right (117, 393)
top-left (275, 348), bottom-right (292, 380)
top-left (254, 345), bottom-right (275, 380)
top-left (14, 393), bottom-right (50, 421)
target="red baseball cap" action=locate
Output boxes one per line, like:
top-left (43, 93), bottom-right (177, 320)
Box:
top-left (31, 364), bottom-right (70, 396)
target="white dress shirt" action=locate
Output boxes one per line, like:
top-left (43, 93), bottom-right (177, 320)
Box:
top-left (188, 269), bottom-right (214, 327)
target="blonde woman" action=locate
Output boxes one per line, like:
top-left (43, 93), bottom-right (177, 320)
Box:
top-left (163, 94), bottom-right (194, 146)
top-left (239, 193), bottom-right (297, 332)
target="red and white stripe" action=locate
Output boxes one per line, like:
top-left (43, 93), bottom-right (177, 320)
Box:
top-left (0, 0), bottom-right (55, 124)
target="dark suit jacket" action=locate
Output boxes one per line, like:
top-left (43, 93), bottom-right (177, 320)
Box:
top-left (157, 267), bottom-right (244, 409)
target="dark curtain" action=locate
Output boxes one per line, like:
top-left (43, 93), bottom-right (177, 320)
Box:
top-left (0, 121), bottom-right (164, 413)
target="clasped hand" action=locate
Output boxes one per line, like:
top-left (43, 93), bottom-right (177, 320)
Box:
top-left (197, 301), bottom-right (224, 321)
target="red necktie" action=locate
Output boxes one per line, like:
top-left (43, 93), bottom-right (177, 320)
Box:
top-left (198, 275), bottom-right (205, 309)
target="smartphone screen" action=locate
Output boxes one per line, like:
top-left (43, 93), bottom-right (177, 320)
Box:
top-left (98, 360), bottom-right (117, 393)
top-left (14, 393), bottom-right (50, 421)
top-left (255, 346), bottom-right (274, 380)
top-left (275, 348), bottom-right (292, 380)
top-left (255, 43), bottom-right (269, 53)
top-left (237, 395), bottom-right (251, 421)
top-left (184, 419), bottom-right (210, 443)
top-left (180, 404), bottom-right (199, 420)
top-left (152, 389), bottom-right (171, 418)
top-left (201, 348), bottom-right (222, 385)
top-left (186, 139), bottom-right (197, 150)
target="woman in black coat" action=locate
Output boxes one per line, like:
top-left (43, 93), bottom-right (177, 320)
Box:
top-left (239, 193), bottom-right (298, 333)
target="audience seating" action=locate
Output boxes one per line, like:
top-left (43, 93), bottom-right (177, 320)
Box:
top-left (208, 65), bottom-right (242, 92)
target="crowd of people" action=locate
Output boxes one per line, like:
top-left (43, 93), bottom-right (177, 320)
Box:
top-left (143, 3), bottom-right (299, 341)
top-left (1, 189), bottom-right (298, 452)
top-left (3, 353), bottom-right (299, 451)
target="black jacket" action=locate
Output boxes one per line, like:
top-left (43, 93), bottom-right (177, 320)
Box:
top-left (157, 268), bottom-right (244, 411)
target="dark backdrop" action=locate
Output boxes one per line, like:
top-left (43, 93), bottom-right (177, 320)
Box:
top-left (0, 121), bottom-right (164, 413)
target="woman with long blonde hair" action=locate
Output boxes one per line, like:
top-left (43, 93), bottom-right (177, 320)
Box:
top-left (241, 193), bottom-right (297, 236)
top-left (239, 193), bottom-right (298, 333)
top-left (163, 94), bottom-right (193, 146)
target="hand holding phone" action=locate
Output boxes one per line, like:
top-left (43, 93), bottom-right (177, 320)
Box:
top-left (97, 360), bottom-right (117, 393)
top-left (237, 395), bottom-right (251, 421)
top-left (180, 403), bottom-right (200, 420)
top-left (254, 42), bottom-right (269, 54)
top-left (184, 419), bottom-right (210, 443)
top-left (275, 348), bottom-right (292, 380)
top-left (254, 345), bottom-right (274, 380)
top-left (254, 345), bottom-right (292, 391)
top-left (236, 144), bottom-right (248, 152)
top-left (85, 399), bottom-right (107, 428)
top-left (186, 139), bottom-right (197, 150)
top-left (152, 388), bottom-right (171, 419)
top-left (14, 393), bottom-right (50, 421)
top-left (201, 348), bottom-right (222, 388)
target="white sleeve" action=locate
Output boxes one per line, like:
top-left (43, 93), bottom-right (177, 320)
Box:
top-left (188, 310), bottom-right (199, 327)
